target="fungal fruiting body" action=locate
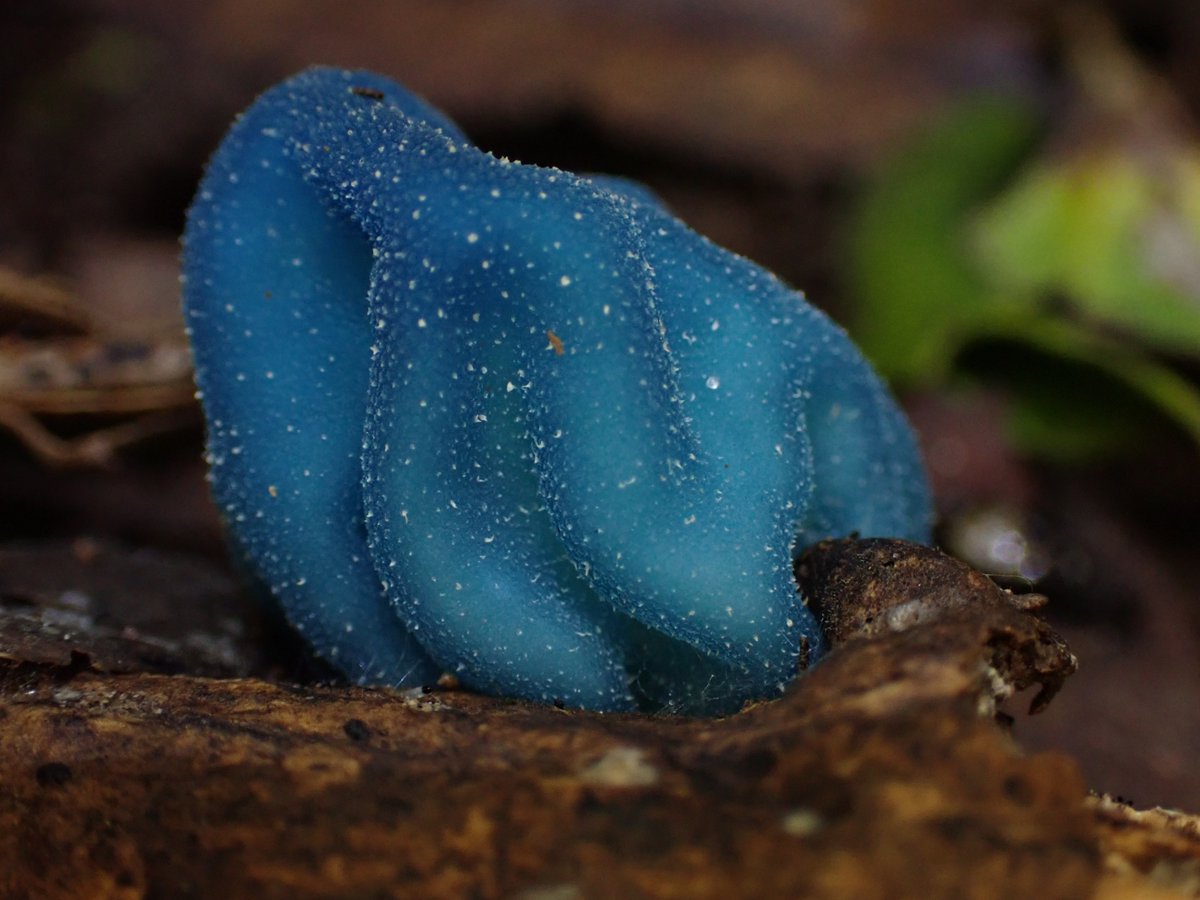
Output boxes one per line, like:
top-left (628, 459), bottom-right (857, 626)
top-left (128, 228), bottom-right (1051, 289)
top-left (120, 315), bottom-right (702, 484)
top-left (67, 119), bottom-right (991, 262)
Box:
top-left (182, 68), bottom-right (932, 714)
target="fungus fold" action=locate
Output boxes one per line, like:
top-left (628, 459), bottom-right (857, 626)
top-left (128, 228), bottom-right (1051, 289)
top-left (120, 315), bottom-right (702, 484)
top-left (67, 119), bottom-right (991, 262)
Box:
top-left (183, 67), bottom-right (932, 714)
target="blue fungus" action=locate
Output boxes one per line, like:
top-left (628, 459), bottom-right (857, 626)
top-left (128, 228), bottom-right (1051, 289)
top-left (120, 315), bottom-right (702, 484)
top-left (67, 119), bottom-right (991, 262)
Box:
top-left (182, 67), bottom-right (932, 715)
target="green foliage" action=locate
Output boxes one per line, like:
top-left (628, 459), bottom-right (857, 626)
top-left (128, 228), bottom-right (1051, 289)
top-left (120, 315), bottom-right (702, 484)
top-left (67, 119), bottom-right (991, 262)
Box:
top-left (848, 96), bottom-right (1200, 461)
top-left (846, 97), bottom-right (1042, 384)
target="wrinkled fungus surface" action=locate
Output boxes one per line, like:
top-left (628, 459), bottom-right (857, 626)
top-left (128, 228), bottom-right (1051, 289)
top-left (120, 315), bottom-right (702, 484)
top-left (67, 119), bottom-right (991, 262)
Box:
top-left (182, 67), bottom-right (932, 714)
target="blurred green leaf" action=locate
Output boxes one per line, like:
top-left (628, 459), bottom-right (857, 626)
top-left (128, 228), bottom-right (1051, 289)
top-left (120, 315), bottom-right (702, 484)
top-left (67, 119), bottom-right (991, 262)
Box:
top-left (973, 153), bottom-right (1200, 355)
top-left (961, 314), bottom-right (1200, 461)
top-left (847, 96), bottom-right (1042, 383)
top-left (847, 93), bottom-right (1200, 462)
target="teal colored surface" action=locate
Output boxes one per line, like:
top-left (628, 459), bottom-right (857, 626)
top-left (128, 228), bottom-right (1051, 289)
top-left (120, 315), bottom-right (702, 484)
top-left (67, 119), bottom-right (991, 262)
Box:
top-left (183, 68), bottom-right (931, 713)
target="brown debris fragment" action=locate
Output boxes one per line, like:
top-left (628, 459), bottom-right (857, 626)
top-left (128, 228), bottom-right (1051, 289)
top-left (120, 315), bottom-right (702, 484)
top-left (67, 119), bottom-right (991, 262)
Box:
top-left (350, 86), bottom-right (385, 101)
top-left (0, 540), bottom-right (276, 679)
top-left (797, 537), bottom-right (1076, 713)
top-left (0, 259), bottom-right (196, 468)
top-left (1089, 795), bottom-right (1200, 896)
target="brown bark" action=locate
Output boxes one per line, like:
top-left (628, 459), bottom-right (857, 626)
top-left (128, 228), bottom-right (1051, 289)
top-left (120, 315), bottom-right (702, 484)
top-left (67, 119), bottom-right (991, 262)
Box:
top-left (0, 539), bottom-right (1196, 899)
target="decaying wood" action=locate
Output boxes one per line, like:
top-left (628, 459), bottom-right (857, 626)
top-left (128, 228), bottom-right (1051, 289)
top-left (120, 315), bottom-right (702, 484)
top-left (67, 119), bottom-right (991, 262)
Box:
top-left (1089, 797), bottom-right (1200, 894)
top-left (0, 539), bottom-right (1196, 899)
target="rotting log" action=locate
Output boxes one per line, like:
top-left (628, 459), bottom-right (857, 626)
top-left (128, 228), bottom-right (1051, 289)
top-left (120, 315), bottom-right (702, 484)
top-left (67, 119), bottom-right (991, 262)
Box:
top-left (0, 539), bottom-right (1196, 899)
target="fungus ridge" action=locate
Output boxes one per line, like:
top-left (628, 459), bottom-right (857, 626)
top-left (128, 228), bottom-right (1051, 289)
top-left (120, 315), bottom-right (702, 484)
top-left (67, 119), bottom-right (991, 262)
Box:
top-left (183, 67), bottom-right (932, 713)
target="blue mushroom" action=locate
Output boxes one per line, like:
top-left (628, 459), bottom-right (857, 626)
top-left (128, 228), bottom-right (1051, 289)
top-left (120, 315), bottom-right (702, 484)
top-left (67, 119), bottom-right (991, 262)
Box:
top-left (183, 67), bottom-right (932, 714)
